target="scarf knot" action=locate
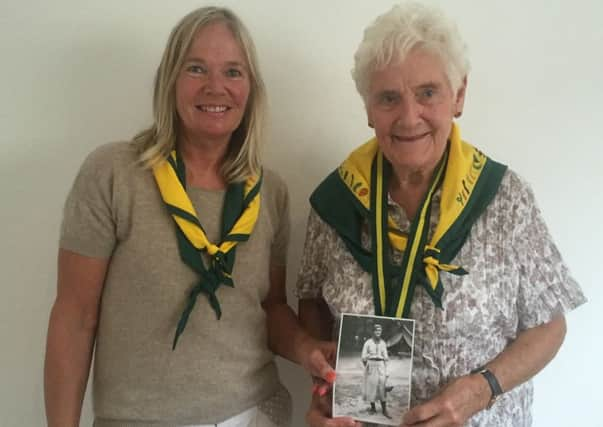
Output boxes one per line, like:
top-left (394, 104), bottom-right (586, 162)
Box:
top-left (211, 250), bottom-right (227, 272)
top-left (422, 245), bottom-right (468, 291)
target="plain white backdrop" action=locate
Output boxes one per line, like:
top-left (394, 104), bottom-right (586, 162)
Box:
top-left (1, 1), bottom-right (601, 425)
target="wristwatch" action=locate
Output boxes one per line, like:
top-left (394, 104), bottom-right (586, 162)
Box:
top-left (471, 367), bottom-right (503, 409)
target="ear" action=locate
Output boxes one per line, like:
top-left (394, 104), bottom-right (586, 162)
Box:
top-left (454, 76), bottom-right (468, 118)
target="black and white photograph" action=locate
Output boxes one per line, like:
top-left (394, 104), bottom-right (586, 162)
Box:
top-left (333, 313), bottom-right (415, 426)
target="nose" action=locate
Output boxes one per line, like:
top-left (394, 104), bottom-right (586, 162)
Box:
top-left (395, 95), bottom-right (422, 129)
top-left (203, 70), bottom-right (226, 95)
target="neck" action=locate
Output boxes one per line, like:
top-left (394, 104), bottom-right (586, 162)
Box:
top-left (179, 137), bottom-right (229, 190)
top-left (389, 164), bottom-right (436, 220)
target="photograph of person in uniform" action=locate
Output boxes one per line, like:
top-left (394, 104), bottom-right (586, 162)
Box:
top-left (362, 323), bottom-right (391, 418)
top-left (333, 313), bottom-right (415, 426)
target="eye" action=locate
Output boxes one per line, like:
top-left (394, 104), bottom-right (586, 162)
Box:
top-left (417, 87), bottom-right (437, 102)
top-left (225, 67), bottom-right (244, 78)
top-left (186, 64), bottom-right (206, 74)
top-left (377, 91), bottom-right (400, 106)
top-left (423, 88), bottom-right (435, 97)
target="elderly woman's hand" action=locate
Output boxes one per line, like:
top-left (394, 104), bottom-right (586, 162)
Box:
top-left (401, 374), bottom-right (490, 427)
top-left (306, 390), bottom-right (361, 427)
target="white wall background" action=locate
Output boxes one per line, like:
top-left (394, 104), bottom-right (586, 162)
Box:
top-left (1, 0), bottom-right (601, 425)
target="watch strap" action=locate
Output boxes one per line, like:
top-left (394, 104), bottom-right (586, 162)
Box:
top-left (472, 367), bottom-right (503, 409)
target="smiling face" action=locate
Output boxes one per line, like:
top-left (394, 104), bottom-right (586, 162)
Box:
top-left (366, 48), bottom-right (466, 175)
top-left (175, 21), bottom-right (251, 146)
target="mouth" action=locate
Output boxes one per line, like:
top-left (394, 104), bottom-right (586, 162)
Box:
top-left (195, 104), bottom-right (230, 113)
top-left (392, 132), bottom-right (430, 143)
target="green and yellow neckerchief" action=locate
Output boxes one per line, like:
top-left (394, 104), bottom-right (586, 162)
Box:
top-left (153, 150), bottom-right (262, 348)
top-left (310, 123), bottom-right (507, 317)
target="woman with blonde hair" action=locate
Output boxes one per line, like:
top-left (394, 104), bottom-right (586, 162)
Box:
top-left (44, 6), bottom-right (332, 427)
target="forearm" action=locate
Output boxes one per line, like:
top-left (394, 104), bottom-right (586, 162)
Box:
top-left (264, 301), bottom-right (313, 364)
top-left (402, 316), bottom-right (568, 426)
top-left (264, 299), bottom-right (337, 385)
top-left (44, 302), bottom-right (97, 427)
top-left (298, 297), bottom-right (334, 341)
top-left (483, 315), bottom-right (567, 396)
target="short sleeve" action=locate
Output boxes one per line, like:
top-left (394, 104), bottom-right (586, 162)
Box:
top-left (268, 171), bottom-right (290, 267)
top-left (510, 174), bottom-right (586, 330)
top-left (361, 340), bottom-right (369, 359)
top-left (295, 208), bottom-right (332, 299)
top-left (59, 146), bottom-right (118, 258)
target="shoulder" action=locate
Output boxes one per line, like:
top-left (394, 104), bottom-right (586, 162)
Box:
top-left (490, 167), bottom-right (536, 210)
top-left (256, 168), bottom-right (290, 240)
top-left (481, 167), bottom-right (546, 244)
top-left (304, 206), bottom-right (340, 245)
top-left (260, 167), bottom-right (289, 208)
top-left (499, 168), bottom-right (533, 195)
top-left (77, 141), bottom-right (140, 180)
top-left (261, 167), bottom-right (288, 195)
top-left (83, 140), bottom-right (138, 165)
top-left (66, 141), bottom-right (145, 215)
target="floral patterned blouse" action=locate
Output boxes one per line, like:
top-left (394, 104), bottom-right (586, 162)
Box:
top-left (296, 169), bottom-right (586, 427)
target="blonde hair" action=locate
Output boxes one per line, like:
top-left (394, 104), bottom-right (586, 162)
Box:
top-left (352, 1), bottom-right (470, 102)
top-left (133, 6), bottom-right (267, 182)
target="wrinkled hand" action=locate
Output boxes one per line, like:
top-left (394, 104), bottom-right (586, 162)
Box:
top-left (306, 387), bottom-right (361, 427)
top-left (401, 374), bottom-right (490, 427)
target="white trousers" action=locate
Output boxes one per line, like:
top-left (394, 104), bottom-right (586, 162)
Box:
top-left (183, 406), bottom-right (258, 427)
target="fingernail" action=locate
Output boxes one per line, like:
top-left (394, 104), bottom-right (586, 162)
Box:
top-left (326, 371), bottom-right (336, 383)
top-left (318, 385), bottom-right (328, 396)
top-left (311, 384), bottom-right (319, 394)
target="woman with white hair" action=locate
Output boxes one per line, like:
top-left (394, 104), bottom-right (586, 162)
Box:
top-left (44, 6), bottom-right (333, 427)
top-left (297, 2), bottom-right (585, 426)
